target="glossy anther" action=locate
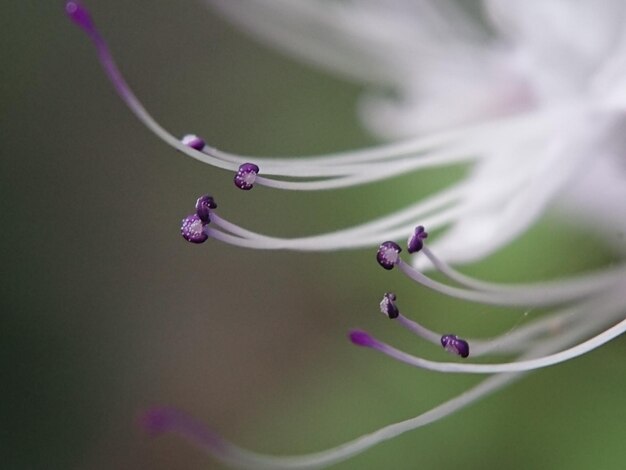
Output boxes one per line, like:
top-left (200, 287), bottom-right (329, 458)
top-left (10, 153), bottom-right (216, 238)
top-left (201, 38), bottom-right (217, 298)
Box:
top-left (441, 334), bottom-right (470, 358)
top-left (181, 134), bottom-right (206, 151)
top-left (181, 214), bottom-right (208, 244)
top-left (234, 163), bottom-right (260, 190)
top-left (376, 241), bottom-right (402, 270)
top-left (380, 292), bottom-right (399, 319)
top-left (407, 225), bottom-right (428, 254)
top-left (195, 195), bottom-right (217, 223)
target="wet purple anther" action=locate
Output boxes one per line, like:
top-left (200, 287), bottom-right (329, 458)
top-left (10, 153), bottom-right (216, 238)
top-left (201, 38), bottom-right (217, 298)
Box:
top-left (380, 292), bottom-right (399, 319)
top-left (181, 134), bottom-right (206, 151)
top-left (376, 241), bottom-right (402, 270)
top-left (441, 334), bottom-right (470, 358)
top-left (407, 225), bottom-right (428, 254)
top-left (65, 2), bottom-right (95, 33)
top-left (195, 195), bottom-right (217, 223)
top-left (181, 214), bottom-right (208, 244)
top-left (349, 329), bottom-right (380, 348)
top-left (234, 163), bottom-right (260, 190)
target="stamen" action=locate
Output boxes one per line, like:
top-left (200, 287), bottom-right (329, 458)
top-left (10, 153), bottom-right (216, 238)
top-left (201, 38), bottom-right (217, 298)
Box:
top-left (379, 292), bottom-right (399, 319)
top-left (181, 214), bottom-right (208, 244)
top-left (234, 163), bottom-right (260, 190)
top-left (376, 241), bottom-right (402, 270)
top-left (441, 334), bottom-right (470, 358)
top-left (195, 194), bottom-right (217, 223)
top-left (376, 294), bottom-right (469, 357)
top-left (137, 366), bottom-right (525, 469)
top-left (355, 305), bottom-right (626, 374)
top-left (66, 2), bottom-right (560, 195)
top-left (182, 134), bottom-right (207, 151)
top-left (407, 225), bottom-right (428, 254)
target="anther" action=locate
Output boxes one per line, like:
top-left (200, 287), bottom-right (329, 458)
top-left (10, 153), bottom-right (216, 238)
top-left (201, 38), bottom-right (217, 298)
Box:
top-left (195, 195), bottom-right (217, 223)
top-left (181, 134), bottom-right (206, 151)
top-left (407, 225), bottom-right (428, 254)
top-left (441, 334), bottom-right (470, 358)
top-left (376, 241), bottom-right (402, 270)
top-left (380, 292), bottom-right (399, 319)
top-left (181, 214), bottom-right (208, 244)
top-left (234, 163), bottom-right (260, 190)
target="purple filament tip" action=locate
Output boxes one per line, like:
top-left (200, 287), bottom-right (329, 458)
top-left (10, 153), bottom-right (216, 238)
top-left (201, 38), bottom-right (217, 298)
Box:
top-left (234, 163), bottom-right (260, 190)
top-left (380, 292), bottom-right (399, 319)
top-left (138, 407), bottom-right (227, 452)
top-left (441, 334), bottom-right (470, 358)
top-left (407, 225), bottom-right (428, 254)
top-left (139, 407), bottom-right (177, 436)
top-left (376, 241), bottom-right (402, 270)
top-left (181, 214), bottom-right (208, 244)
top-left (65, 2), bottom-right (95, 34)
top-left (181, 134), bottom-right (206, 151)
top-left (195, 194), bottom-right (217, 223)
top-left (349, 329), bottom-right (379, 348)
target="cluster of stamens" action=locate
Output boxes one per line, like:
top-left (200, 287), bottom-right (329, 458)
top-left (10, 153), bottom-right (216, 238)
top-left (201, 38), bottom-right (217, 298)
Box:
top-left (368, 227), bottom-right (470, 359)
top-left (66, 2), bottom-right (626, 468)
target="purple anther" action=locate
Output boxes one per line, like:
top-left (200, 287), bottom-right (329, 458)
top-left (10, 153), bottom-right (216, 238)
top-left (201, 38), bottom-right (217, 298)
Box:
top-left (195, 195), bottom-right (217, 223)
top-left (441, 334), bottom-right (470, 358)
top-left (65, 2), bottom-right (95, 33)
top-left (407, 225), bottom-right (428, 254)
top-left (376, 241), bottom-right (402, 270)
top-left (234, 163), bottom-right (260, 190)
top-left (349, 329), bottom-right (379, 348)
top-left (181, 134), bottom-right (206, 151)
top-left (181, 214), bottom-right (208, 244)
top-left (380, 292), bottom-right (399, 319)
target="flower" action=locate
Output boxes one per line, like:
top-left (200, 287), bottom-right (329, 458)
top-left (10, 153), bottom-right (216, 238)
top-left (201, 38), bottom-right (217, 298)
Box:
top-left (66, 1), bottom-right (626, 469)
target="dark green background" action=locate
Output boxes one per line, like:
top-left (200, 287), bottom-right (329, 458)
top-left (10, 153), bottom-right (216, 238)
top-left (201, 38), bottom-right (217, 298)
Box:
top-left (3, 1), bottom-right (625, 469)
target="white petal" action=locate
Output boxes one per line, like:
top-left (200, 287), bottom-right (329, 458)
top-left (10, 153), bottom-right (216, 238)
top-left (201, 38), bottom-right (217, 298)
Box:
top-left (557, 118), bottom-right (626, 253)
top-left (416, 110), bottom-right (609, 267)
top-left (206, 0), bottom-right (489, 87)
top-left (484, 0), bottom-right (626, 101)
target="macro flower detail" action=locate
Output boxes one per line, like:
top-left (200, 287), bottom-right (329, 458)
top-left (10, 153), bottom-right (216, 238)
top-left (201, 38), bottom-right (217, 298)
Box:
top-left (376, 241), bottom-right (402, 270)
top-left (66, 1), bottom-right (626, 469)
top-left (441, 335), bottom-right (470, 359)
top-left (407, 225), bottom-right (428, 254)
top-left (181, 134), bottom-right (207, 151)
top-left (233, 163), bottom-right (261, 190)
top-left (180, 214), bottom-right (208, 244)
top-left (195, 194), bottom-right (217, 224)
top-left (379, 292), bottom-right (399, 319)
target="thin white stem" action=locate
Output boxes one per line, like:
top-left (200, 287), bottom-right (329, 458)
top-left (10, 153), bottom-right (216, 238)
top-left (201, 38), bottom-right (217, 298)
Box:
top-left (395, 314), bottom-right (442, 345)
top-left (210, 183), bottom-right (463, 244)
top-left (148, 299), bottom-right (603, 469)
top-left (397, 260), bottom-right (625, 308)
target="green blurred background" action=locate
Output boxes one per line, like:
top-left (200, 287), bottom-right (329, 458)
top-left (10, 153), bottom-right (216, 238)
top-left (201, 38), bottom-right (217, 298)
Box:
top-left (2, 1), bottom-right (625, 469)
